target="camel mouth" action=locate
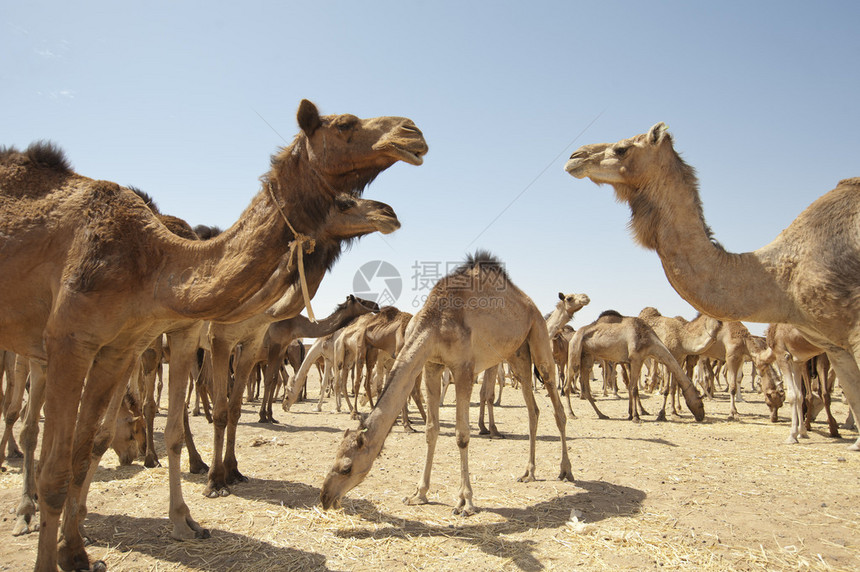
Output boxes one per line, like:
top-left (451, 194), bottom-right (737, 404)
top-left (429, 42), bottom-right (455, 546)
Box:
top-left (374, 216), bottom-right (401, 235)
top-left (388, 144), bottom-right (425, 166)
top-left (564, 158), bottom-right (587, 178)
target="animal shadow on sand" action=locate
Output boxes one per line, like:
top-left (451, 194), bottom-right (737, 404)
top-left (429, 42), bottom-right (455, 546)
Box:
top-left (334, 479), bottom-right (645, 572)
top-left (84, 512), bottom-right (330, 572)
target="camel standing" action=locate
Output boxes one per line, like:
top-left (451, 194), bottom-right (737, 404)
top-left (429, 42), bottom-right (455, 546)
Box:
top-left (478, 292), bottom-right (589, 436)
top-left (566, 122), bottom-right (859, 450)
top-left (636, 307), bottom-right (720, 420)
top-left (0, 100), bottom-right (426, 571)
top-left (257, 295), bottom-right (379, 423)
top-left (565, 311), bottom-right (705, 422)
top-left (766, 323), bottom-right (841, 441)
top-left (321, 252), bottom-right (574, 515)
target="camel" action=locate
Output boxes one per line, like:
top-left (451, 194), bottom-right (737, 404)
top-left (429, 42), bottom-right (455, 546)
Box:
top-left (565, 311), bottom-right (705, 422)
top-left (637, 307), bottom-right (721, 420)
top-left (766, 323), bottom-right (841, 442)
top-left (694, 321), bottom-right (783, 420)
top-left (478, 291), bottom-right (589, 436)
top-left (0, 100), bottom-right (426, 571)
top-left (321, 252), bottom-right (574, 515)
top-left (257, 295), bottom-right (378, 423)
top-left (566, 122), bottom-right (860, 450)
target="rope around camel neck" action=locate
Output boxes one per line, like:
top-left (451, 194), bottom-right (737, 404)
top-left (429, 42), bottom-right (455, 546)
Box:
top-left (266, 182), bottom-right (317, 322)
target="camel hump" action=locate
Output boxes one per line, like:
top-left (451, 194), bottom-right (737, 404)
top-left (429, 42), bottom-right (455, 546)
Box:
top-left (1, 140), bottom-right (73, 173)
top-left (837, 177), bottom-right (860, 188)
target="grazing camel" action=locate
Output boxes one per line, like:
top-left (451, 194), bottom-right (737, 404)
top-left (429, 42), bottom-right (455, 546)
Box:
top-left (565, 311), bottom-right (705, 422)
top-left (766, 323), bottom-right (841, 442)
top-left (321, 252), bottom-right (574, 515)
top-left (566, 122), bottom-right (860, 450)
top-left (637, 307), bottom-right (721, 420)
top-left (257, 295), bottom-right (379, 423)
top-left (478, 291), bottom-right (589, 436)
top-left (0, 100), bottom-right (426, 571)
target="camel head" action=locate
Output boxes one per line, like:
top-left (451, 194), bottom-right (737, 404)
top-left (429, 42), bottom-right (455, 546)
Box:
top-left (320, 194), bottom-right (401, 240)
top-left (341, 293), bottom-right (381, 316)
top-left (565, 122), bottom-right (673, 191)
top-left (296, 99), bottom-right (428, 192)
top-left (111, 412), bottom-right (145, 466)
top-left (558, 292), bottom-right (590, 315)
top-left (320, 421), bottom-right (375, 509)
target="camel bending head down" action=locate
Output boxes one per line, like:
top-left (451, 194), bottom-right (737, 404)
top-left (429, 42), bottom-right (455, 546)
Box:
top-left (565, 123), bottom-right (860, 450)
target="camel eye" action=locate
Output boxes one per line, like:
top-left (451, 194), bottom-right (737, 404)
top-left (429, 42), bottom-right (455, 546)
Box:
top-left (614, 146), bottom-right (629, 157)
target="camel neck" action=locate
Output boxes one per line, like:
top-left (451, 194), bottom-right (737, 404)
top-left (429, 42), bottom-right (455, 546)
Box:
top-left (635, 177), bottom-right (796, 324)
top-left (545, 307), bottom-right (570, 338)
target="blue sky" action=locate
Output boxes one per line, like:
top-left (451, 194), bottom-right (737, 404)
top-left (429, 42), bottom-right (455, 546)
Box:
top-left (3, 2), bottom-right (858, 335)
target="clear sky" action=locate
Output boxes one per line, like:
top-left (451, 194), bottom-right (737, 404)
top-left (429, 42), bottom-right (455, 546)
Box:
top-left (3, 1), bottom-right (858, 335)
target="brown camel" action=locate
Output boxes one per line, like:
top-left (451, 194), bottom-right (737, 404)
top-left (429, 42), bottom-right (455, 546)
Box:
top-left (257, 295), bottom-right (379, 423)
top-left (565, 310), bottom-right (705, 422)
top-left (766, 323), bottom-right (841, 441)
top-left (321, 252), bottom-right (574, 515)
top-left (695, 321), bottom-right (782, 421)
top-left (637, 307), bottom-right (721, 420)
top-left (478, 291), bottom-right (590, 436)
top-left (0, 100), bottom-right (426, 571)
top-left (566, 122), bottom-right (860, 450)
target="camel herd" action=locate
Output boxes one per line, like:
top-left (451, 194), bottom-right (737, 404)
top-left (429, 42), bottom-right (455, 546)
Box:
top-left (0, 103), bottom-right (857, 571)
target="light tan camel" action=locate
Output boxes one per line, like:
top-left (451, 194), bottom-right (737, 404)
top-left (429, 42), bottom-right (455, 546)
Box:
top-left (478, 292), bottom-right (590, 436)
top-left (637, 307), bottom-right (720, 420)
top-left (695, 321), bottom-right (783, 421)
top-left (257, 295), bottom-right (379, 423)
top-left (766, 323), bottom-right (841, 441)
top-left (321, 252), bottom-right (574, 515)
top-left (566, 122), bottom-right (860, 450)
top-left (565, 310), bottom-right (705, 422)
top-left (0, 100), bottom-right (426, 571)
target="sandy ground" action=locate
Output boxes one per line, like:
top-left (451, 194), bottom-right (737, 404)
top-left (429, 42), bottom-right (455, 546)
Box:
top-left (0, 369), bottom-right (858, 571)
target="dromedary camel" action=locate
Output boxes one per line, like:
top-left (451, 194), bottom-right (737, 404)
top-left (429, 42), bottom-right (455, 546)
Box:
top-left (257, 295), bottom-right (378, 423)
top-left (565, 311), bottom-right (705, 422)
top-left (637, 307), bottom-right (720, 420)
top-left (320, 252), bottom-right (574, 515)
top-left (478, 291), bottom-right (590, 437)
top-left (0, 100), bottom-right (426, 571)
top-left (566, 122), bottom-right (860, 450)
top-left (766, 323), bottom-right (841, 442)
top-left (696, 320), bottom-right (783, 421)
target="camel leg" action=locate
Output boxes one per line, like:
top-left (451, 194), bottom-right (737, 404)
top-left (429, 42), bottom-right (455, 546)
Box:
top-left (477, 367), bottom-right (501, 437)
top-left (0, 354), bottom-right (28, 468)
top-left (451, 364), bottom-right (477, 516)
top-left (139, 347), bottom-right (161, 468)
top-left (843, 410), bottom-right (856, 431)
top-left (626, 359), bottom-right (643, 423)
top-left (509, 351), bottom-right (538, 482)
top-left (56, 345), bottom-right (133, 572)
top-left (579, 357), bottom-right (609, 419)
top-left (13, 361), bottom-right (46, 537)
top-left (259, 345), bottom-right (282, 424)
top-left (783, 360), bottom-right (807, 443)
top-left (205, 336), bottom-right (232, 497)
top-left (825, 348), bottom-right (860, 451)
top-left (223, 357), bottom-right (255, 486)
top-left (528, 332), bottom-right (574, 483)
top-left (818, 357), bottom-right (840, 438)
top-left (405, 363), bottom-right (443, 506)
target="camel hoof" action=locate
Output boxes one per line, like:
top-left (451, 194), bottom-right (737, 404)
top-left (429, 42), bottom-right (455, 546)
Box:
top-left (516, 473), bottom-right (536, 483)
top-left (597, 414), bottom-right (610, 420)
top-left (453, 505), bottom-right (477, 517)
top-left (558, 470), bottom-right (575, 483)
top-left (784, 436), bottom-right (799, 445)
top-left (188, 460), bottom-right (209, 475)
top-left (11, 514), bottom-right (37, 536)
top-left (257, 417), bottom-right (270, 424)
top-left (91, 560), bottom-right (107, 572)
top-left (478, 427), bottom-right (490, 436)
top-left (7, 449), bottom-right (22, 459)
top-left (403, 493), bottom-right (428, 506)
top-left (144, 456), bottom-right (162, 469)
top-left (656, 412), bottom-right (667, 422)
top-left (847, 442), bottom-right (860, 452)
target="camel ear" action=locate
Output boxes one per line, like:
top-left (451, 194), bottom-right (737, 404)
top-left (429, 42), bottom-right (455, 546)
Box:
top-left (558, 292), bottom-right (565, 301)
top-left (348, 294), bottom-right (356, 302)
top-left (297, 99), bottom-right (322, 136)
top-left (647, 122), bottom-right (669, 145)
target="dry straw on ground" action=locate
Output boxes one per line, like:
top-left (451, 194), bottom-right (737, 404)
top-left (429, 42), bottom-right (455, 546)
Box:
top-left (0, 366), bottom-right (857, 571)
